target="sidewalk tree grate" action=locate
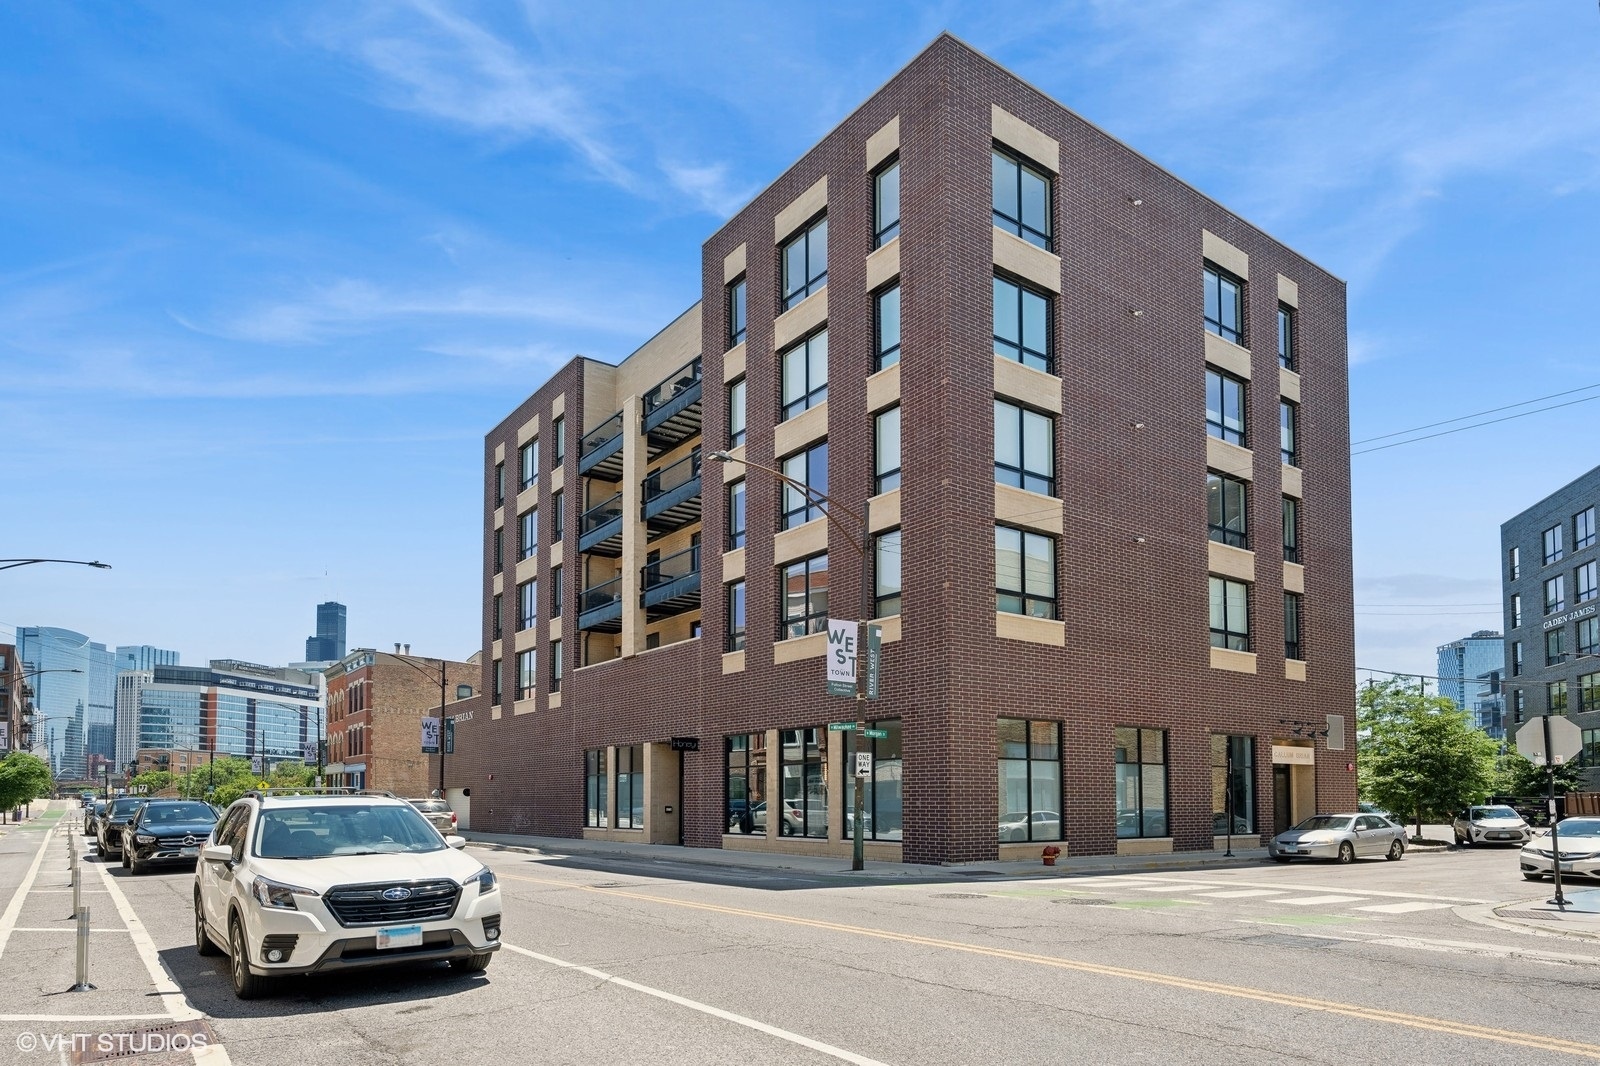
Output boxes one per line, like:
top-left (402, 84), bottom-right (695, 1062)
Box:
top-left (70, 1020), bottom-right (217, 1064)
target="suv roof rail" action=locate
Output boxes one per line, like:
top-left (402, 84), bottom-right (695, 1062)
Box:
top-left (240, 788), bottom-right (400, 800)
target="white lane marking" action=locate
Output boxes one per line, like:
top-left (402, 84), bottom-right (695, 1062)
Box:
top-left (9, 927), bottom-right (129, 933)
top-left (0, 1013), bottom-right (174, 1022)
top-left (504, 942), bottom-right (890, 1066)
top-left (1237, 921), bottom-right (1600, 966)
top-left (1100, 874), bottom-right (1491, 904)
top-left (1129, 883), bottom-right (1214, 892)
top-left (0, 824), bottom-right (56, 959)
top-left (1274, 895), bottom-right (1365, 906)
top-left (1356, 901), bottom-right (1456, 914)
top-left (1190, 889), bottom-right (1285, 899)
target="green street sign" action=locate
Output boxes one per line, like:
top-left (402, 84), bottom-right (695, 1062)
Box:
top-left (827, 721), bottom-right (856, 732)
top-left (861, 728), bottom-right (889, 739)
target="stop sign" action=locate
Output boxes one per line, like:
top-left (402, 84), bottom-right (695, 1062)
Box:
top-left (1516, 715), bottom-right (1584, 766)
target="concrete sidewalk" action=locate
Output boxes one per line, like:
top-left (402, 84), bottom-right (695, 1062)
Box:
top-left (1490, 887), bottom-right (1600, 940)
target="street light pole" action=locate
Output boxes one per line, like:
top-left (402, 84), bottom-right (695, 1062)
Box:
top-left (390, 652), bottom-right (451, 797)
top-left (0, 559), bottom-right (112, 572)
top-left (710, 450), bottom-right (874, 872)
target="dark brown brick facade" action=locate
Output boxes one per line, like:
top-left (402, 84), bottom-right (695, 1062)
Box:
top-left (453, 34), bottom-right (1354, 862)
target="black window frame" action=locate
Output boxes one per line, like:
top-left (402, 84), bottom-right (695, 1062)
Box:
top-left (490, 658), bottom-right (502, 706)
top-left (1511, 593), bottom-right (1523, 628)
top-left (1512, 640), bottom-right (1524, 675)
top-left (1283, 495), bottom-right (1300, 563)
top-left (552, 415), bottom-right (565, 463)
top-left (551, 490), bottom-right (564, 542)
top-left (1579, 618), bottom-right (1600, 657)
top-left (875, 405), bottom-right (901, 495)
top-left (1579, 507), bottom-right (1597, 552)
top-left (1508, 546), bottom-right (1520, 580)
top-left (874, 284), bottom-right (901, 371)
top-left (1580, 560), bottom-right (1598, 604)
top-left (780, 442), bottom-right (828, 530)
top-left (1206, 368), bottom-right (1246, 446)
top-left (780, 216), bottom-right (827, 310)
top-left (1211, 735), bottom-right (1256, 836)
top-left (997, 717), bottom-right (1063, 843)
top-left (517, 578), bottom-right (537, 632)
top-left (994, 399), bottom-right (1055, 496)
top-left (1549, 680), bottom-right (1569, 715)
top-left (873, 158), bottom-right (900, 248)
top-left (519, 508), bottom-right (538, 561)
top-left (1280, 400), bottom-right (1299, 466)
top-left (1209, 575), bottom-right (1251, 652)
top-left (1203, 263), bottom-right (1244, 345)
top-left (1580, 672), bottom-right (1600, 713)
top-left (728, 378), bottom-right (746, 447)
top-left (491, 592), bottom-right (503, 641)
top-left (1207, 471), bottom-right (1248, 549)
top-left (516, 648), bottom-right (536, 702)
top-left (519, 439), bottom-right (539, 491)
top-left (778, 553), bottom-right (830, 640)
top-left (1545, 574), bottom-right (1566, 614)
top-left (584, 749), bottom-right (606, 827)
top-left (1277, 304), bottom-right (1295, 370)
top-left (1547, 626), bottom-right (1566, 666)
top-left (549, 639), bottom-right (562, 692)
top-left (1544, 524), bottom-right (1564, 565)
top-left (492, 527), bottom-right (503, 575)
top-left (991, 147), bottom-right (1052, 250)
top-left (1115, 726), bottom-right (1169, 839)
top-left (728, 276), bottom-right (747, 349)
top-left (1284, 591), bottom-right (1304, 661)
top-left (995, 525), bottom-right (1057, 620)
top-left (780, 330), bottom-right (828, 420)
top-left (494, 462), bottom-right (505, 506)
top-left (992, 274), bottom-right (1052, 373)
top-left (726, 479), bottom-right (747, 550)
top-left (875, 528), bottom-right (902, 618)
top-left (726, 580), bottom-right (746, 652)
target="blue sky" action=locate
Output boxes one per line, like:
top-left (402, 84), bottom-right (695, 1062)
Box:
top-left (3, 2), bottom-right (1598, 684)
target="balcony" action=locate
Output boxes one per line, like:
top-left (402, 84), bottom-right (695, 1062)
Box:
top-left (578, 576), bottom-right (624, 633)
top-left (579, 491), bottom-right (625, 557)
top-left (578, 411), bottom-right (625, 481)
top-left (642, 356), bottom-right (703, 454)
top-left (642, 544), bottom-right (701, 621)
top-left (642, 448), bottom-right (702, 535)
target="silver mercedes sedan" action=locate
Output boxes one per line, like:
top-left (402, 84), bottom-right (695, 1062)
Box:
top-left (1268, 813), bottom-right (1407, 864)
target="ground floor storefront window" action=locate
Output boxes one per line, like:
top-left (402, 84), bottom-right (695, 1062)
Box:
top-left (1211, 734), bottom-right (1255, 835)
top-left (585, 749), bottom-right (607, 827)
top-left (1116, 727), bottom-right (1167, 838)
top-left (725, 733), bottom-right (767, 834)
top-left (780, 728), bottom-right (828, 838)
top-left (843, 719), bottom-right (902, 840)
top-left (615, 744), bottom-right (642, 829)
top-left (998, 718), bottom-right (1061, 842)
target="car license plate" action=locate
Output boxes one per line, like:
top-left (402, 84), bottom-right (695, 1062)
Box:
top-left (1560, 863), bottom-right (1578, 873)
top-left (180, 846), bottom-right (198, 857)
top-left (377, 924), bottom-right (423, 950)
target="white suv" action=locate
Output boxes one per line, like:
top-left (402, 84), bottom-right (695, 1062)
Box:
top-left (194, 790), bottom-right (501, 999)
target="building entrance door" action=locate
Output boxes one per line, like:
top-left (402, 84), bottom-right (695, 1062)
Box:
top-left (1273, 764), bottom-right (1293, 833)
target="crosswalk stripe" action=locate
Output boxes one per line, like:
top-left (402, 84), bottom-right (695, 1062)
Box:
top-left (1355, 901), bottom-right (1456, 914)
top-left (1275, 895), bottom-right (1366, 906)
top-left (1189, 889), bottom-right (1285, 899)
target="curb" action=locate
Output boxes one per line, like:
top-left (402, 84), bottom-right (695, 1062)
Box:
top-left (1456, 899), bottom-right (1600, 943)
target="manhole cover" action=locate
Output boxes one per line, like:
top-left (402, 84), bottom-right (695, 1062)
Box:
top-left (932, 892), bottom-right (988, 899)
top-left (71, 1020), bottom-right (217, 1063)
top-left (1242, 933), bottom-right (1338, 949)
top-left (1053, 897), bottom-right (1113, 906)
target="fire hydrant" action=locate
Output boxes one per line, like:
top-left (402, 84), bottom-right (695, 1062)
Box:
top-left (1042, 845), bottom-right (1061, 867)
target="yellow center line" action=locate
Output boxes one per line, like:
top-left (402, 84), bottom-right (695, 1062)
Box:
top-left (504, 872), bottom-right (1600, 1059)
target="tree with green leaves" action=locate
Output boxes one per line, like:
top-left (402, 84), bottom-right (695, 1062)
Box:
top-left (0, 752), bottom-right (55, 813)
top-left (1357, 678), bottom-right (1498, 835)
top-left (1494, 750), bottom-right (1584, 798)
top-left (129, 770), bottom-right (173, 795)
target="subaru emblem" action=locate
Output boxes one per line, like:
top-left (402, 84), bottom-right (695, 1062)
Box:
top-left (381, 887), bottom-right (413, 901)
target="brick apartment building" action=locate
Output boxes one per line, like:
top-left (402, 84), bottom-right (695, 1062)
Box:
top-left (451, 34), bottom-right (1354, 863)
top-left (324, 647), bottom-right (479, 798)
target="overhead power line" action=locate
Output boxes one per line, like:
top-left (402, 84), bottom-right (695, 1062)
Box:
top-left (1350, 382), bottom-right (1600, 447)
top-left (1351, 387), bottom-right (1600, 456)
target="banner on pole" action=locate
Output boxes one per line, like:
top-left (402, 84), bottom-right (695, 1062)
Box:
top-left (826, 619), bottom-right (859, 697)
top-left (421, 717), bottom-right (441, 754)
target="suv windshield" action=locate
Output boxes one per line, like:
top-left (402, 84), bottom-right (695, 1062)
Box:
top-left (254, 804), bottom-right (445, 858)
top-left (141, 802), bottom-right (217, 824)
top-left (109, 799), bottom-right (146, 818)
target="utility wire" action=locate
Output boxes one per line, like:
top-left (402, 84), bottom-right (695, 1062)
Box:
top-left (1352, 394), bottom-right (1600, 456)
top-left (1350, 382), bottom-right (1600, 446)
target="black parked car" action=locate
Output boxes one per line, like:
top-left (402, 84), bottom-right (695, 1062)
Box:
top-left (84, 799), bottom-right (108, 837)
top-left (96, 797), bottom-right (148, 859)
top-left (119, 800), bottom-right (219, 874)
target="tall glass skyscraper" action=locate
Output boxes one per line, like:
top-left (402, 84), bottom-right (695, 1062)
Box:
top-left (135, 660), bottom-right (325, 771)
top-left (1437, 630), bottom-right (1506, 737)
top-left (15, 627), bottom-right (107, 779)
top-left (304, 602), bottom-right (347, 662)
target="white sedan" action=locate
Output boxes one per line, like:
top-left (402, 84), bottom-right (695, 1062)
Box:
top-left (1452, 805), bottom-right (1532, 846)
top-left (1268, 813), bottom-right (1406, 864)
top-left (1519, 817), bottom-right (1600, 882)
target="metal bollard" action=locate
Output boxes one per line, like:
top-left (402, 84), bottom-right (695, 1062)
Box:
top-left (70, 905), bottom-right (95, 991)
top-left (71, 855), bottom-right (83, 918)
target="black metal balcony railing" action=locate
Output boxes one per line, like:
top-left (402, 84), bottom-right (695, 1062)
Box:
top-left (578, 575), bottom-right (624, 633)
top-left (642, 544), bottom-right (701, 620)
top-left (643, 356), bottom-right (703, 452)
top-left (578, 411), bottom-right (626, 480)
top-left (579, 491), bottom-right (625, 557)
top-left (642, 448), bottom-right (703, 533)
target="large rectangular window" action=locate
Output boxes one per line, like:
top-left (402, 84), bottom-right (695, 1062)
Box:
top-left (993, 275), bottom-right (1051, 372)
top-left (1277, 305), bottom-right (1295, 370)
top-left (995, 400), bottom-right (1054, 495)
top-left (517, 579), bottom-right (537, 631)
top-left (519, 509), bottom-right (538, 561)
top-left (1544, 524), bottom-right (1564, 564)
top-left (1203, 264), bottom-right (1243, 345)
top-left (728, 378), bottom-right (746, 447)
top-left (1207, 472), bottom-right (1248, 548)
top-left (1545, 575), bottom-right (1566, 614)
top-left (1209, 576), bottom-right (1251, 651)
top-left (1580, 618), bottom-right (1600, 657)
top-left (1283, 496), bottom-right (1300, 563)
top-left (875, 285), bottom-right (901, 370)
top-left (1206, 369), bottom-right (1246, 446)
top-left (781, 442), bottom-right (828, 529)
top-left (875, 406), bottom-right (901, 494)
top-left (1548, 627), bottom-right (1567, 666)
top-left (516, 649), bottom-right (536, 701)
top-left (1549, 680), bottom-right (1569, 715)
top-left (1579, 507), bottom-right (1597, 551)
top-left (727, 480), bottom-right (746, 549)
top-left (779, 728), bottom-right (827, 838)
top-left (781, 330), bottom-right (828, 420)
top-left (997, 718), bottom-right (1061, 842)
top-left (873, 160), bottom-right (900, 247)
top-left (1285, 592), bottom-right (1304, 661)
top-left (875, 529), bottom-right (902, 618)
top-left (726, 581), bottom-right (746, 652)
top-left (1212, 735), bottom-right (1256, 836)
top-left (991, 149), bottom-right (1051, 249)
top-left (725, 733), bottom-right (766, 835)
top-left (1280, 401), bottom-right (1299, 466)
top-left (1579, 561), bottom-right (1598, 604)
top-left (1581, 673), bottom-right (1600, 713)
top-left (520, 439), bottom-right (539, 491)
top-left (779, 554), bottom-right (829, 638)
top-left (781, 217), bottom-right (827, 310)
top-left (845, 719), bottom-right (902, 841)
top-left (728, 276), bottom-right (747, 348)
top-left (1116, 727), bottom-right (1168, 839)
top-left (585, 749), bottom-right (607, 828)
top-left (615, 745), bottom-right (643, 829)
top-left (996, 526), bottom-right (1056, 619)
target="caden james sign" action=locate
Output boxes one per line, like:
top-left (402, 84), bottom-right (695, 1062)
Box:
top-left (1543, 604), bottom-right (1598, 631)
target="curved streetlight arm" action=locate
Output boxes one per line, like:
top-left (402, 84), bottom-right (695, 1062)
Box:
top-left (0, 559), bottom-right (112, 572)
top-left (708, 451), bottom-right (865, 557)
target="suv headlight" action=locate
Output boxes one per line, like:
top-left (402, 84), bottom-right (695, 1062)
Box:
top-left (251, 876), bottom-right (319, 910)
top-left (134, 834), bottom-right (156, 844)
top-left (467, 866), bottom-right (498, 894)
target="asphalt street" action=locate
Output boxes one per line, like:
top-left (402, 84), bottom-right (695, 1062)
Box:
top-left (3, 804), bottom-right (1599, 1066)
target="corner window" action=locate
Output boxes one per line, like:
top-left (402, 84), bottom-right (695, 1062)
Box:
top-left (1207, 472), bottom-right (1248, 549)
top-left (1284, 592), bottom-right (1304, 661)
top-left (779, 554), bottom-right (829, 639)
top-left (875, 529), bottom-right (902, 618)
top-left (991, 148), bottom-right (1051, 250)
top-left (995, 400), bottom-right (1055, 495)
top-left (1579, 507), bottom-right (1597, 552)
top-left (728, 378), bottom-right (746, 447)
top-left (993, 275), bottom-right (1051, 373)
top-left (1212, 735), bottom-right (1255, 836)
top-left (1203, 264), bottom-right (1243, 345)
top-left (874, 285), bottom-right (901, 371)
top-left (520, 439), bottom-right (539, 491)
top-left (995, 525), bottom-right (1056, 619)
top-left (1280, 401), bottom-right (1299, 466)
top-left (781, 442), bottom-right (828, 530)
top-left (728, 277), bottom-right (747, 348)
top-left (516, 649), bottom-right (536, 701)
top-left (727, 479), bottom-right (746, 550)
top-left (997, 718), bottom-right (1061, 842)
top-left (1283, 496), bottom-right (1300, 563)
top-left (1115, 727), bottom-right (1168, 838)
top-left (875, 406), bottom-right (901, 494)
top-left (873, 160), bottom-right (900, 247)
top-left (726, 581), bottom-right (746, 652)
top-left (585, 750), bottom-right (607, 827)
top-left (1277, 305), bottom-right (1295, 370)
top-left (781, 330), bottom-right (828, 420)
top-left (1206, 369), bottom-right (1246, 446)
top-left (1545, 575), bottom-right (1566, 614)
top-left (1209, 576), bottom-right (1250, 651)
top-left (1544, 524), bottom-right (1564, 565)
top-left (781, 217), bottom-right (827, 310)
top-left (845, 719), bottom-right (902, 840)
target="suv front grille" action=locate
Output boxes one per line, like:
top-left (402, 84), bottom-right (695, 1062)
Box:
top-left (323, 879), bottom-right (461, 927)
